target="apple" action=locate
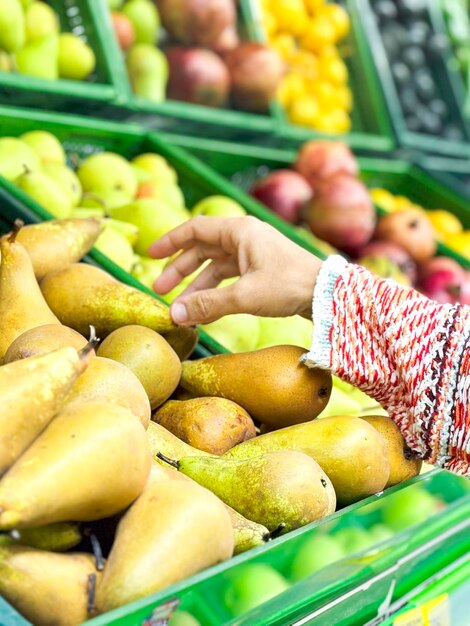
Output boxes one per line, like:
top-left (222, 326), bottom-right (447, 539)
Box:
top-left (168, 611), bottom-right (201, 626)
top-left (294, 141), bottom-right (358, 189)
top-left (20, 130), bottom-right (66, 166)
top-left (224, 564), bottom-right (290, 617)
top-left (225, 43), bottom-right (285, 113)
top-left (250, 170), bottom-right (312, 224)
top-left (166, 47), bottom-right (230, 108)
top-left (192, 195), bottom-right (246, 218)
top-left (111, 12), bottom-right (135, 50)
top-left (77, 152), bottom-right (138, 198)
top-left (369, 524), bottom-right (394, 543)
top-left (418, 256), bottom-right (465, 283)
top-left (304, 175), bottom-right (375, 255)
top-left (202, 314), bottom-right (260, 352)
top-left (382, 486), bottom-right (440, 531)
top-left (0, 137), bottom-right (41, 181)
top-left (357, 240), bottom-right (418, 285)
top-left (333, 527), bottom-right (375, 554)
top-left (257, 316), bottom-right (312, 350)
top-left (290, 533), bottom-right (346, 581)
top-left (358, 255), bottom-right (411, 286)
top-left (375, 208), bottom-right (437, 263)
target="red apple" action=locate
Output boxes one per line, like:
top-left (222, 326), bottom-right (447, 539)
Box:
top-left (375, 208), bottom-right (437, 263)
top-left (294, 141), bottom-right (358, 190)
top-left (166, 47), bottom-right (230, 107)
top-left (304, 175), bottom-right (376, 254)
top-left (250, 170), bottom-right (312, 224)
top-left (418, 256), bottom-right (466, 283)
top-left (212, 24), bottom-right (240, 53)
top-left (357, 240), bottom-right (418, 285)
top-left (157, 0), bottom-right (236, 48)
top-left (225, 43), bottom-right (285, 113)
top-left (111, 12), bottom-right (135, 50)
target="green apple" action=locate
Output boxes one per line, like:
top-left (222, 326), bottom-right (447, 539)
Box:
top-left (105, 218), bottom-right (139, 246)
top-left (382, 486), bottom-right (439, 532)
top-left (224, 564), bottom-right (290, 617)
top-left (168, 612), bottom-right (200, 626)
top-left (78, 152), bottom-right (138, 198)
top-left (17, 170), bottom-right (72, 218)
top-left (43, 163), bottom-right (82, 207)
top-left (25, 1), bottom-right (59, 42)
top-left (317, 385), bottom-right (362, 419)
top-left (131, 255), bottom-right (166, 290)
top-left (202, 314), bottom-right (260, 353)
top-left (94, 226), bottom-right (137, 272)
top-left (0, 137), bottom-right (41, 181)
top-left (111, 198), bottom-right (190, 256)
top-left (123, 0), bottom-right (160, 45)
top-left (333, 527), bottom-right (375, 555)
top-left (257, 315), bottom-right (312, 350)
top-left (21, 130), bottom-right (66, 166)
top-left (192, 195), bottom-right (246, 218)
top-left (58, 33), bottom-right (96, 81)
top-left (368, 524), bottom-right (394, 543)
top-left (131, 153), bottom-right (177, 184)
top-left (290, 533), bottom-right (346, 581)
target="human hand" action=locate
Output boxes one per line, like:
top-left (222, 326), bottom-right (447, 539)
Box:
top-left (149, 216), bottom-right (322, 326)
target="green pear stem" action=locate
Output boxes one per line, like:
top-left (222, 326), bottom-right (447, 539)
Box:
top-left (79, 326), bottom-right (100, 360)
top-left (87, 573), bottom-right (97, 615)
top-left (263, 523), bottom-right (286, 542)
top-left (8, 219), bottom-right (24, 243)
top-left (156, 452), bottom-right (179, 469)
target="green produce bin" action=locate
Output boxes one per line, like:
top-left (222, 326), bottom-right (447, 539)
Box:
top-left (160, 134), bottom-right (470, 270)
top-left (354, 0), bottom-right (470, 158)
top-left (0, 0), bottom-right (121, 114)
top-left (420, 155), bottom-right (470, 207)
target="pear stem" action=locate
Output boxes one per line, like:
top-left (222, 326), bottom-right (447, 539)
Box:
top-left (87, 573), bottom-right (97, 615)
top-left (263, 523), bottom-right (286, 542)
top-left (156, 452), bottom-right (179, 469)
top-left (8, 219), bottom-right (24, 243)
top-left (9, 529), bottom-right (21, 541)
top-left (84, 529), bottom-right (104, 571)
top-left (79, 326), bottom-right (100, 359)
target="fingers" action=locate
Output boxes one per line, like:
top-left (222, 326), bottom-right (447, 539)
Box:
top-left (148, 216), bottom-right (244, 259)
top-left (153, 244), bottom-right (228, 294)
top-left (170, 282), bottom-right (244, 325)
top-left (179, 260), bottom-right (239, 297)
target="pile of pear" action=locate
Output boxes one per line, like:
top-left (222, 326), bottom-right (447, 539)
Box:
top-left (0, 217), bottom-right (422, 625)
top-left (0, 0), bottom-right (96, 81)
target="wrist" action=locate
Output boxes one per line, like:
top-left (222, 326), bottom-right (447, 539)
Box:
top-left (294, 255), bottom-right (323, 319)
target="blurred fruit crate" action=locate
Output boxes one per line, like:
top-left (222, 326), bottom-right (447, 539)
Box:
top-left (242, 0), bottom-right (395, 152)
top-left (161, 134), bottom-right (470, 269)
top-left (354, 0), bottom-right (470, 158)
top-left (420, 155), bottom-right (470, 205)
top-left (0, 0), bottom-right (121, 114)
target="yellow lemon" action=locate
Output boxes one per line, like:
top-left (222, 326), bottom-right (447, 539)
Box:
top-left (270, 33), bottom-right (298, 61)
top-left (447, 231), bottom-right (470, 259)
top-left (370, 188), bottom-right (398, 213)
top-left (314, 109), bottom-right (351, 133)
top-left (271, 0), bottom-right (309, 36)
top-left (302, 15), bottom-right (336, 53)
top-left (288, 95), bottom-right (320, 127)
top-left (427, 210), bottom-right (463, 239)
top-left (277, 73), bottom-right (307, 107)
top-left (318, 4), bottom-right (351, 40)
top-left (318, 55), bottom-right (348, 84)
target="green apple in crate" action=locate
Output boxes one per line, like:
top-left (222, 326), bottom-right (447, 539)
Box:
top-left (224, 564), bottom-right (290, 617)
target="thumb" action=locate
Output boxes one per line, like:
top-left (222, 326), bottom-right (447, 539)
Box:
top-left (170, 284), bottom-right (242, 326)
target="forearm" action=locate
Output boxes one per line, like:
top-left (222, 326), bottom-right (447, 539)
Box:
top-left (303, 255), bottom-right (470, 475)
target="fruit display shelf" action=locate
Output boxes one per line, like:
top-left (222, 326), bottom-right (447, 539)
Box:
top-left (420, 154), bottom-right (470, 204)
top-left (93, 0), bottom-right (395, 152)
top-left (160, 134), bottom-right (470, 270)
top-left (0, 0), bottom-right (121, 115)
top-left (353, 0), bottom-right (470, 158)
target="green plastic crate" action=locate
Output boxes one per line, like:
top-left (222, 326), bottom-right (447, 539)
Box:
top-left (158, 134), bottom-right (470, 270)
top-left (420, 155), bottom-right (470, 207)
top-left (354, 0), bottom-right (470, 158)
top-left (0, 0), bottom-right (121, 114)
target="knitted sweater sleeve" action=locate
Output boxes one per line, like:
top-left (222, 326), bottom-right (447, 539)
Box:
top-left (302, 255), bottom-right (470, 477)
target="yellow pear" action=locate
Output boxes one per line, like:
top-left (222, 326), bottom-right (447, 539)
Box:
top-left (64, 356), bottom-right (151, 428)
top-left (225, 505), bottom-right (271, 555)
top-left (0, 345), bottom-right (91, 476)
top-left (97, 325), bottom-right (181, 410)
top-left (146, 420), bottom-right (210, 463)
top-left (0, 522), bottom-right (81, 552)
top-left (95, 475), bottom-right (233, 612)
top-left (0, 232), bottom-right (59, 362)
top-left (162, 325), bottom-right (199, 361)
top-left (0, 402), bottom-right (151, 530)
top-left (0, 546), bottom-right (101, 626)
top-left (4, 324), bottom-right (88, 362)
top-left (40, 262), bottom-right (175, 337)
top-left (180, 346), bottom-right (332, 429)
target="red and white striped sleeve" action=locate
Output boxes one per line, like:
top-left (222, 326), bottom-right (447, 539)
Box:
top-left (303, 255), bottom-right (470, 477)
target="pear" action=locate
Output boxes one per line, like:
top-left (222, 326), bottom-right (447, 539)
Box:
top-left (64, 356), bottom-right (151, 429)
top-left (0, 546), bottom-right (101, 626)
top-left (5, 217), bottom-right (104, 279)
top-left (0, 233), bottom-right (60, 362)
top-left (77, 152), bottom-right (138, 198)
top-left (43, 164), bottom-right (82, 207)
top-left (94, 226), bottom-right (137, 272)
top-left (95, 475), bottom-right (233, 612)
top-left (40, 262), bottom-right (175, 336)
top-left (17, 170), bottom-right (72, 218)
top-left (132, 153), bottom-right (177, 184)
top-left (4, 324), bottom-right (88, 362)
top-left (24, 1), bottom-right (59, 41)
top-left (0, 137), bottom-right (40, 181)
top-left (58, 33), bottom-right (96, 80)
top-left (127, 44), bottom-right (168, 103)
top-left (154, 397), bottom-right (256, 455)
top-left (224, 415), bottom-right (391, 505)
top-left (0, 344), bottom-right (91, 475)
top-left (20, 130), bottom-right (66, 165)
top-left (15, 33), bottom-right (59, 80)
top-left (106, 218), bottom-right (139, 245)
top-left (147, 420), bottom-right (210, 462)
top-left (162, 325), bottom-right (199, 361)
top-left (0, 401), bottom-right (151, 529)
top-left (360, 415), bottom-right (422, 487)
top-left (97, 325), bottom-right (181, 410)
top-left (122, 0), bottom-right (160, 44)
top-left (167, 451), bottom-right (336, 532)
top-left (0, 522), bottom-right (81, 552)
top-left (180, 346), bottom-right (332, 429)
top-left (0, 0), bottom-right (25, 52)
top-left (225, 506), bottom-right (270, 555)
